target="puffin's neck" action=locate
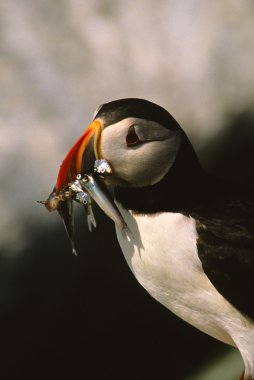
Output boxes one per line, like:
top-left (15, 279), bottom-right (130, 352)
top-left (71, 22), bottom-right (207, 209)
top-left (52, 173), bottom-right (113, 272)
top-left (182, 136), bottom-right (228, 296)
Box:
top-left (114, 135), bottom-right (209, 214)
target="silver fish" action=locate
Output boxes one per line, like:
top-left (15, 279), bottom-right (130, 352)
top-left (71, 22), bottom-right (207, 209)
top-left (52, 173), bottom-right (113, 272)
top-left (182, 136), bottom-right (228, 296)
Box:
top-left (39, 162), bottom-right (130, 256)
top-left (69, 180), bottom-right (96, 231)
top-left (80, 174), bottom-right (128, 232)
top-left (58, 199), bottom-right (77, 256)
top-left (94, 159), bottom-right (112, 175)
top-left (85, 198), bottom-right (97, 232)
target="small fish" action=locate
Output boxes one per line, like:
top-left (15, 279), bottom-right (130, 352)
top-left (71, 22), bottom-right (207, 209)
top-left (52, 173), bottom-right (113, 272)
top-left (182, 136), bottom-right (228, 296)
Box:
top-left (94, 159), bottom-right (112, 175)
top-left (38, 187), bottom-right (70, 211)
top-left (39, 156), bottom-right (130, 255)
top-left (80, 174), bottom-right (128, 232)
top-left (69, 179), bottom-right (97, 231)
top-left (39, 186), bottom-right (77, 255)
top-left (37, 188), bottom-right (60, 211)
top-left (85, 199), bottom-right (97, 232)
top-left (58, 199), bottom-right (77, 256)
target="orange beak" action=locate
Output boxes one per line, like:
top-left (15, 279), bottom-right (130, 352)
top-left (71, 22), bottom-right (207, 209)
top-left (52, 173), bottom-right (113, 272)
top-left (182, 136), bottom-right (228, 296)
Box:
top-left (56, 120), bottom-right (102, 192)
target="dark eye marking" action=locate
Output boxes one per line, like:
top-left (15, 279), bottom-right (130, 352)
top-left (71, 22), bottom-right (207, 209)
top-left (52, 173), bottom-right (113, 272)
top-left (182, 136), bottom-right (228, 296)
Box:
top-left (126, 126), bottom-right (141, 146)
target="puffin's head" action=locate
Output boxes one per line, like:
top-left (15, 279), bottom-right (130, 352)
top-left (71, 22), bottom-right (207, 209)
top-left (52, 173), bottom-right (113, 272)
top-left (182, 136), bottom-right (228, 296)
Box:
top-left (56, 98), bottom-right (184, 191)
top-left (93, 98), bottom-right (182, 188)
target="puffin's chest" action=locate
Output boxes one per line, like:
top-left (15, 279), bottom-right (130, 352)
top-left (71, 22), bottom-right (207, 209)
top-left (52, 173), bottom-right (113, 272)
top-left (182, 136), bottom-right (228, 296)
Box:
top-left (115, 205), bottom-right (239, 346)
top-left (116, 207), bottom-right (202, 303)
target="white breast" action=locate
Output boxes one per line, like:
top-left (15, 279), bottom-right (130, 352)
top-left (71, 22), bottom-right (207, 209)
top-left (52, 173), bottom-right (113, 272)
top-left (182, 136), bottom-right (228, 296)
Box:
top-left (115, 203), bottom-right (254, 374)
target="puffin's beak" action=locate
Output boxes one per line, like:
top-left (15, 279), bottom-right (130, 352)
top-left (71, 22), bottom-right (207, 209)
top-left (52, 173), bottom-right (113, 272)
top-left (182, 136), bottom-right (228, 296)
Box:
top-left (56, 120), bottom-right (102, 192)
top-left (40, 118), bottom-right (129, 254)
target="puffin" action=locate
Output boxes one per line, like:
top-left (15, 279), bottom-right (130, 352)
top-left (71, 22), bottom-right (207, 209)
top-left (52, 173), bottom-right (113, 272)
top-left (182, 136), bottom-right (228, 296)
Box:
top-left (41, 98), bottom-right (254, 380)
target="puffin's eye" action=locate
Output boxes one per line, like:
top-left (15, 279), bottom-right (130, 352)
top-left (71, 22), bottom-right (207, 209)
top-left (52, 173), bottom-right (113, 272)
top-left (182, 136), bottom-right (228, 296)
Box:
top-left (126, 126), bottom-right (141, 146)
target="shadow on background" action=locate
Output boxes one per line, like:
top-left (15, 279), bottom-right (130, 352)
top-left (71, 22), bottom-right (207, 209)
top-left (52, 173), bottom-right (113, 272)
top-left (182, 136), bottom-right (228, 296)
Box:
top-left (1, 110), bottom-right (254, 380)
top-left (199, 110), bottom-right (254, 184)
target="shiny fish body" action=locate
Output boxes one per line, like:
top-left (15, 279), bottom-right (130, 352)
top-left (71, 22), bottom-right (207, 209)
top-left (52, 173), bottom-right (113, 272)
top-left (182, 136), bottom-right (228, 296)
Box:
top-left (84, 198), bottom-right (97, 232)
top-left (69, 179), bottom-right (96, 231)
top-left (58, 199), bottom-right (77, 256)
top-left (81, 175), bottom-right (128, 232)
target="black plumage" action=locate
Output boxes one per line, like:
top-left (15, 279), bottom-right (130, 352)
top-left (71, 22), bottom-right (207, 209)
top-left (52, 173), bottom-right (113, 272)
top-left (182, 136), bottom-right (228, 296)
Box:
top-left (95, 98), bottom-right (180, 130)
top-left (195, 197), bottom-right (254, 321)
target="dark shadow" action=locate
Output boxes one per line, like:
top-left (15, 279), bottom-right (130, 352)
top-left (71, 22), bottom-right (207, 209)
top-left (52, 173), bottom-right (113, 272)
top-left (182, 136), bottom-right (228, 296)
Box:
top-left (0, 208), bottom-right (225, 380)
top-left (198, 110), bottom-right (254, 184)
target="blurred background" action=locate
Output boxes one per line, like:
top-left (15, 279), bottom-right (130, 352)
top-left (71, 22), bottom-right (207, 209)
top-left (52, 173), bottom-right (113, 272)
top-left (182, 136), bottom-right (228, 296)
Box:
top-left (1, 1), bottom-right (254, 379)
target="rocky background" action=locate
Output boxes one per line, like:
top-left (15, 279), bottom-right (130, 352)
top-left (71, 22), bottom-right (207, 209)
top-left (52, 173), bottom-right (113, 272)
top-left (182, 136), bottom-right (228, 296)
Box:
top-left (1, 1), bottom-right (254, 379)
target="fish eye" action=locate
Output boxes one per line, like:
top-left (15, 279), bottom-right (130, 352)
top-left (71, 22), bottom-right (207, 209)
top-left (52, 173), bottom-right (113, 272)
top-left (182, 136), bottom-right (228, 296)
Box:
top-left (126, 126), bottom-right (141, 146)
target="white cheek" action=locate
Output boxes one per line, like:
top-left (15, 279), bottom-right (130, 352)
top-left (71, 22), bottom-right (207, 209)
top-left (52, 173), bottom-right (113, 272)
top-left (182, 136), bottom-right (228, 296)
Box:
top-left (101, 120), bottom-right (181, 187)
top-left (101, 128), bottom-right (127, 171)
top-left (123, 141), bottom-right (171, 185)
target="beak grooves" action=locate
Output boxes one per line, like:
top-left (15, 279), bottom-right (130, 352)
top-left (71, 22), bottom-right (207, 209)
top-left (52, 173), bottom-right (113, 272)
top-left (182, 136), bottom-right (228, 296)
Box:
top-left (76, 120), bottom-right (102, 171)
top-left (56, 120), bottom-right (102, 192)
